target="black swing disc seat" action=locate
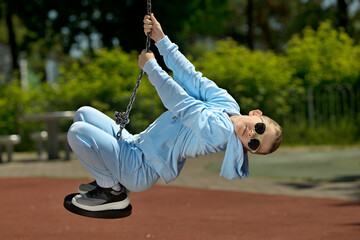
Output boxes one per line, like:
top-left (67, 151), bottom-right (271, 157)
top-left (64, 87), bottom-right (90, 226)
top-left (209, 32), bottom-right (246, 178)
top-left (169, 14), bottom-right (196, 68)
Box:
top-left (63, 193), bottom-right (132, 219)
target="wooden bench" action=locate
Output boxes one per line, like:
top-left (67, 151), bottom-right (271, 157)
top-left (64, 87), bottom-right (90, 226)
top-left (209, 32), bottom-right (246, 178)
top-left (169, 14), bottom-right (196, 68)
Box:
top-left (30, 131), bottom-right (71, 160)
top-left (0, 135), bottom-right (21, 163)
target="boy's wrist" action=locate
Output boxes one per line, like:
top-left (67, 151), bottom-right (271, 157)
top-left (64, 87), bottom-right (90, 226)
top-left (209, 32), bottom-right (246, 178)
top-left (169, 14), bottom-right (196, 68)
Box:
top-left (154, 33), bottom-right (166, 43)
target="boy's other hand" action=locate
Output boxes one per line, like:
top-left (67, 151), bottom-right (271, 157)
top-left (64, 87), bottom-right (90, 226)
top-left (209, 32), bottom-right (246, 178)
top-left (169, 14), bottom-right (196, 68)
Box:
top-left (143, 13), bottom-right (165, 42)
top-left (138, 50), bottom-right (155, 69)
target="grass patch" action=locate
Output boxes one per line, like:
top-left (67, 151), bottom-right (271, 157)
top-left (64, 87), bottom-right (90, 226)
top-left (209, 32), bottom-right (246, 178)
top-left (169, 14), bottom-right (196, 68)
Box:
top-left (206, 146), bottom-right (360, 182)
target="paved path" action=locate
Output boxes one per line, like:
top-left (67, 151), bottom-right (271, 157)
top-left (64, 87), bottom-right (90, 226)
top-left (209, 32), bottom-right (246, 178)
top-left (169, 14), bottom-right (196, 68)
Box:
top-left (0, 149), bottom-right (359, 201)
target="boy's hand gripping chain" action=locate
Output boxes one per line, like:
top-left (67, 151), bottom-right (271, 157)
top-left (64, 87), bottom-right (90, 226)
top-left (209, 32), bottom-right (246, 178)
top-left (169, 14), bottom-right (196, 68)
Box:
top-left (114, 0), bottom-right (152, 139)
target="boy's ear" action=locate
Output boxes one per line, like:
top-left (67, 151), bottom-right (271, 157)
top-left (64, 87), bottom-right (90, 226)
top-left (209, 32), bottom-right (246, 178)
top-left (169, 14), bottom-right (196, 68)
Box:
top-left (249, 109), bottom-right (263, 116)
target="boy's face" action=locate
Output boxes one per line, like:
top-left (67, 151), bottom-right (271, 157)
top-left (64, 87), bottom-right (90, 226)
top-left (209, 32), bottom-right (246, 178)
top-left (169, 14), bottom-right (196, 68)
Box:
top-left (233, 110), bottom-right (276, 154)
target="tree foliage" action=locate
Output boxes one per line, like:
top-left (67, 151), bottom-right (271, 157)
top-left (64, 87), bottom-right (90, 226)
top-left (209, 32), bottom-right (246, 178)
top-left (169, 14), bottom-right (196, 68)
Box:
top-left (21, 47), bottom-right (164, 133)
top-left (1, 0), bottom-right (359, 61)
top-left (0, 2), bottom-right (360, 146)
top-left (192, 39), bottom-right (295, 118)
top-left (287, 21), bottom-right (360, 86)
top-left (0, 0), bottom-right (230, 54)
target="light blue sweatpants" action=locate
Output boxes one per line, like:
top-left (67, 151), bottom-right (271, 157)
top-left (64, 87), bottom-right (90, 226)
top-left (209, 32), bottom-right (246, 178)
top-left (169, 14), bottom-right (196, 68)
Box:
top-left (67, 106), bottom-right (159, 192)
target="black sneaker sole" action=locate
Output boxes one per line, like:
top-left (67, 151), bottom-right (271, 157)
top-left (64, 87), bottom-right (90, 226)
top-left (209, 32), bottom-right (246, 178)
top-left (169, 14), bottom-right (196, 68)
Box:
top-left (63, 193), bottom-right (132, 219)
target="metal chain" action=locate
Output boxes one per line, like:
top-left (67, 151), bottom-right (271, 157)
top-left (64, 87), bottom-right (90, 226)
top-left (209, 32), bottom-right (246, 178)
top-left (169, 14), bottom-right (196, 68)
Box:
top-left (114, 0), bottom-right (152, 139)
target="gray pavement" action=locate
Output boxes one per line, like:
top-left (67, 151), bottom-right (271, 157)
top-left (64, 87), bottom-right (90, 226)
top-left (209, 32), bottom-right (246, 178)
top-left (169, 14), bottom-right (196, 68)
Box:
top-left (0, 148), bottom-right (359, 201)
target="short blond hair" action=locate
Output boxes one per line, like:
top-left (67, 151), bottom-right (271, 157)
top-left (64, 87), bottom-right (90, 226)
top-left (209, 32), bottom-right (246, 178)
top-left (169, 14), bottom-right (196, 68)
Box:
top-left (261, 116), bottom-right (283, 155)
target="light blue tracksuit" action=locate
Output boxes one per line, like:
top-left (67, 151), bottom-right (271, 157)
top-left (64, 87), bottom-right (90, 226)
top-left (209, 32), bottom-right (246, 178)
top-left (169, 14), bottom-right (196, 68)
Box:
top-left (67, 36), bottom-right (249, 192)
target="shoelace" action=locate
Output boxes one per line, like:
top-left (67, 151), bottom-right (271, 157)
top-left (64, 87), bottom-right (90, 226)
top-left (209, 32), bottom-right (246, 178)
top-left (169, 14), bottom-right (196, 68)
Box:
top-left (86, 185), bottom-right (125, 197)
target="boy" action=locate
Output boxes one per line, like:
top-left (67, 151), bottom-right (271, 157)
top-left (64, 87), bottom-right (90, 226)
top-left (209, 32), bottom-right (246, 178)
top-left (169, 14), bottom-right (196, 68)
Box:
top-left (67, 14), bottom-right (283, 212)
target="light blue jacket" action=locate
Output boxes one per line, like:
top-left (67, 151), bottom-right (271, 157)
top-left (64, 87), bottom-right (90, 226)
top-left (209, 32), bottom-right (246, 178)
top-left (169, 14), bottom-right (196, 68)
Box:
top-left (139, 36), bottom-right (249, 184)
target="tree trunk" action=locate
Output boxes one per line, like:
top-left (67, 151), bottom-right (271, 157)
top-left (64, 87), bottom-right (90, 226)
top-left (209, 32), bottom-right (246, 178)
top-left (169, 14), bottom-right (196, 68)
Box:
top-left (337, 0), bottom-right (348, 31)
top-left (5, 3), bottom-right (19, 72)
top-left (257, 9), bottom-right (274, 50)
top-left (246, 0), bottom-right (254, 50)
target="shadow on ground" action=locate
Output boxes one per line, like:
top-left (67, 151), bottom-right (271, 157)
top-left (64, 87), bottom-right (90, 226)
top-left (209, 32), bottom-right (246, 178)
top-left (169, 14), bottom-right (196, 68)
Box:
top-left (330, 175), bottom-right (360, 182)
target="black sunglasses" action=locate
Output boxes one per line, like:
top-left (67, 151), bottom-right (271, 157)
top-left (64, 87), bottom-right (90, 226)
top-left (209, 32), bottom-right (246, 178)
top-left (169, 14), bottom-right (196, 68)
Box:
top-left (248, 117), bottom-right (266, 152)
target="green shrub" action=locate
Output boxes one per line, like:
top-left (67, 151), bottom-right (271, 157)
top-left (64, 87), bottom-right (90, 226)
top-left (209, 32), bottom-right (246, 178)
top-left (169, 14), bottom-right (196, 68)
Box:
top-left (192, 38), bottom-right (298, 120)
top-left (0, 82), bottom-right (43, 150)
top-left (0, 82), bottom-right (24, 135)
top-left (21, 47), bottom-right (164, 133)
top-left (286, 21), bottom-right (360, 86)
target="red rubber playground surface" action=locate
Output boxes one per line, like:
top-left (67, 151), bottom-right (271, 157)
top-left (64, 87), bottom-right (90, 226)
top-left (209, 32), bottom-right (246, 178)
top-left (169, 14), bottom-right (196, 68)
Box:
top-left (1, 177), bottom-right (359, 240)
